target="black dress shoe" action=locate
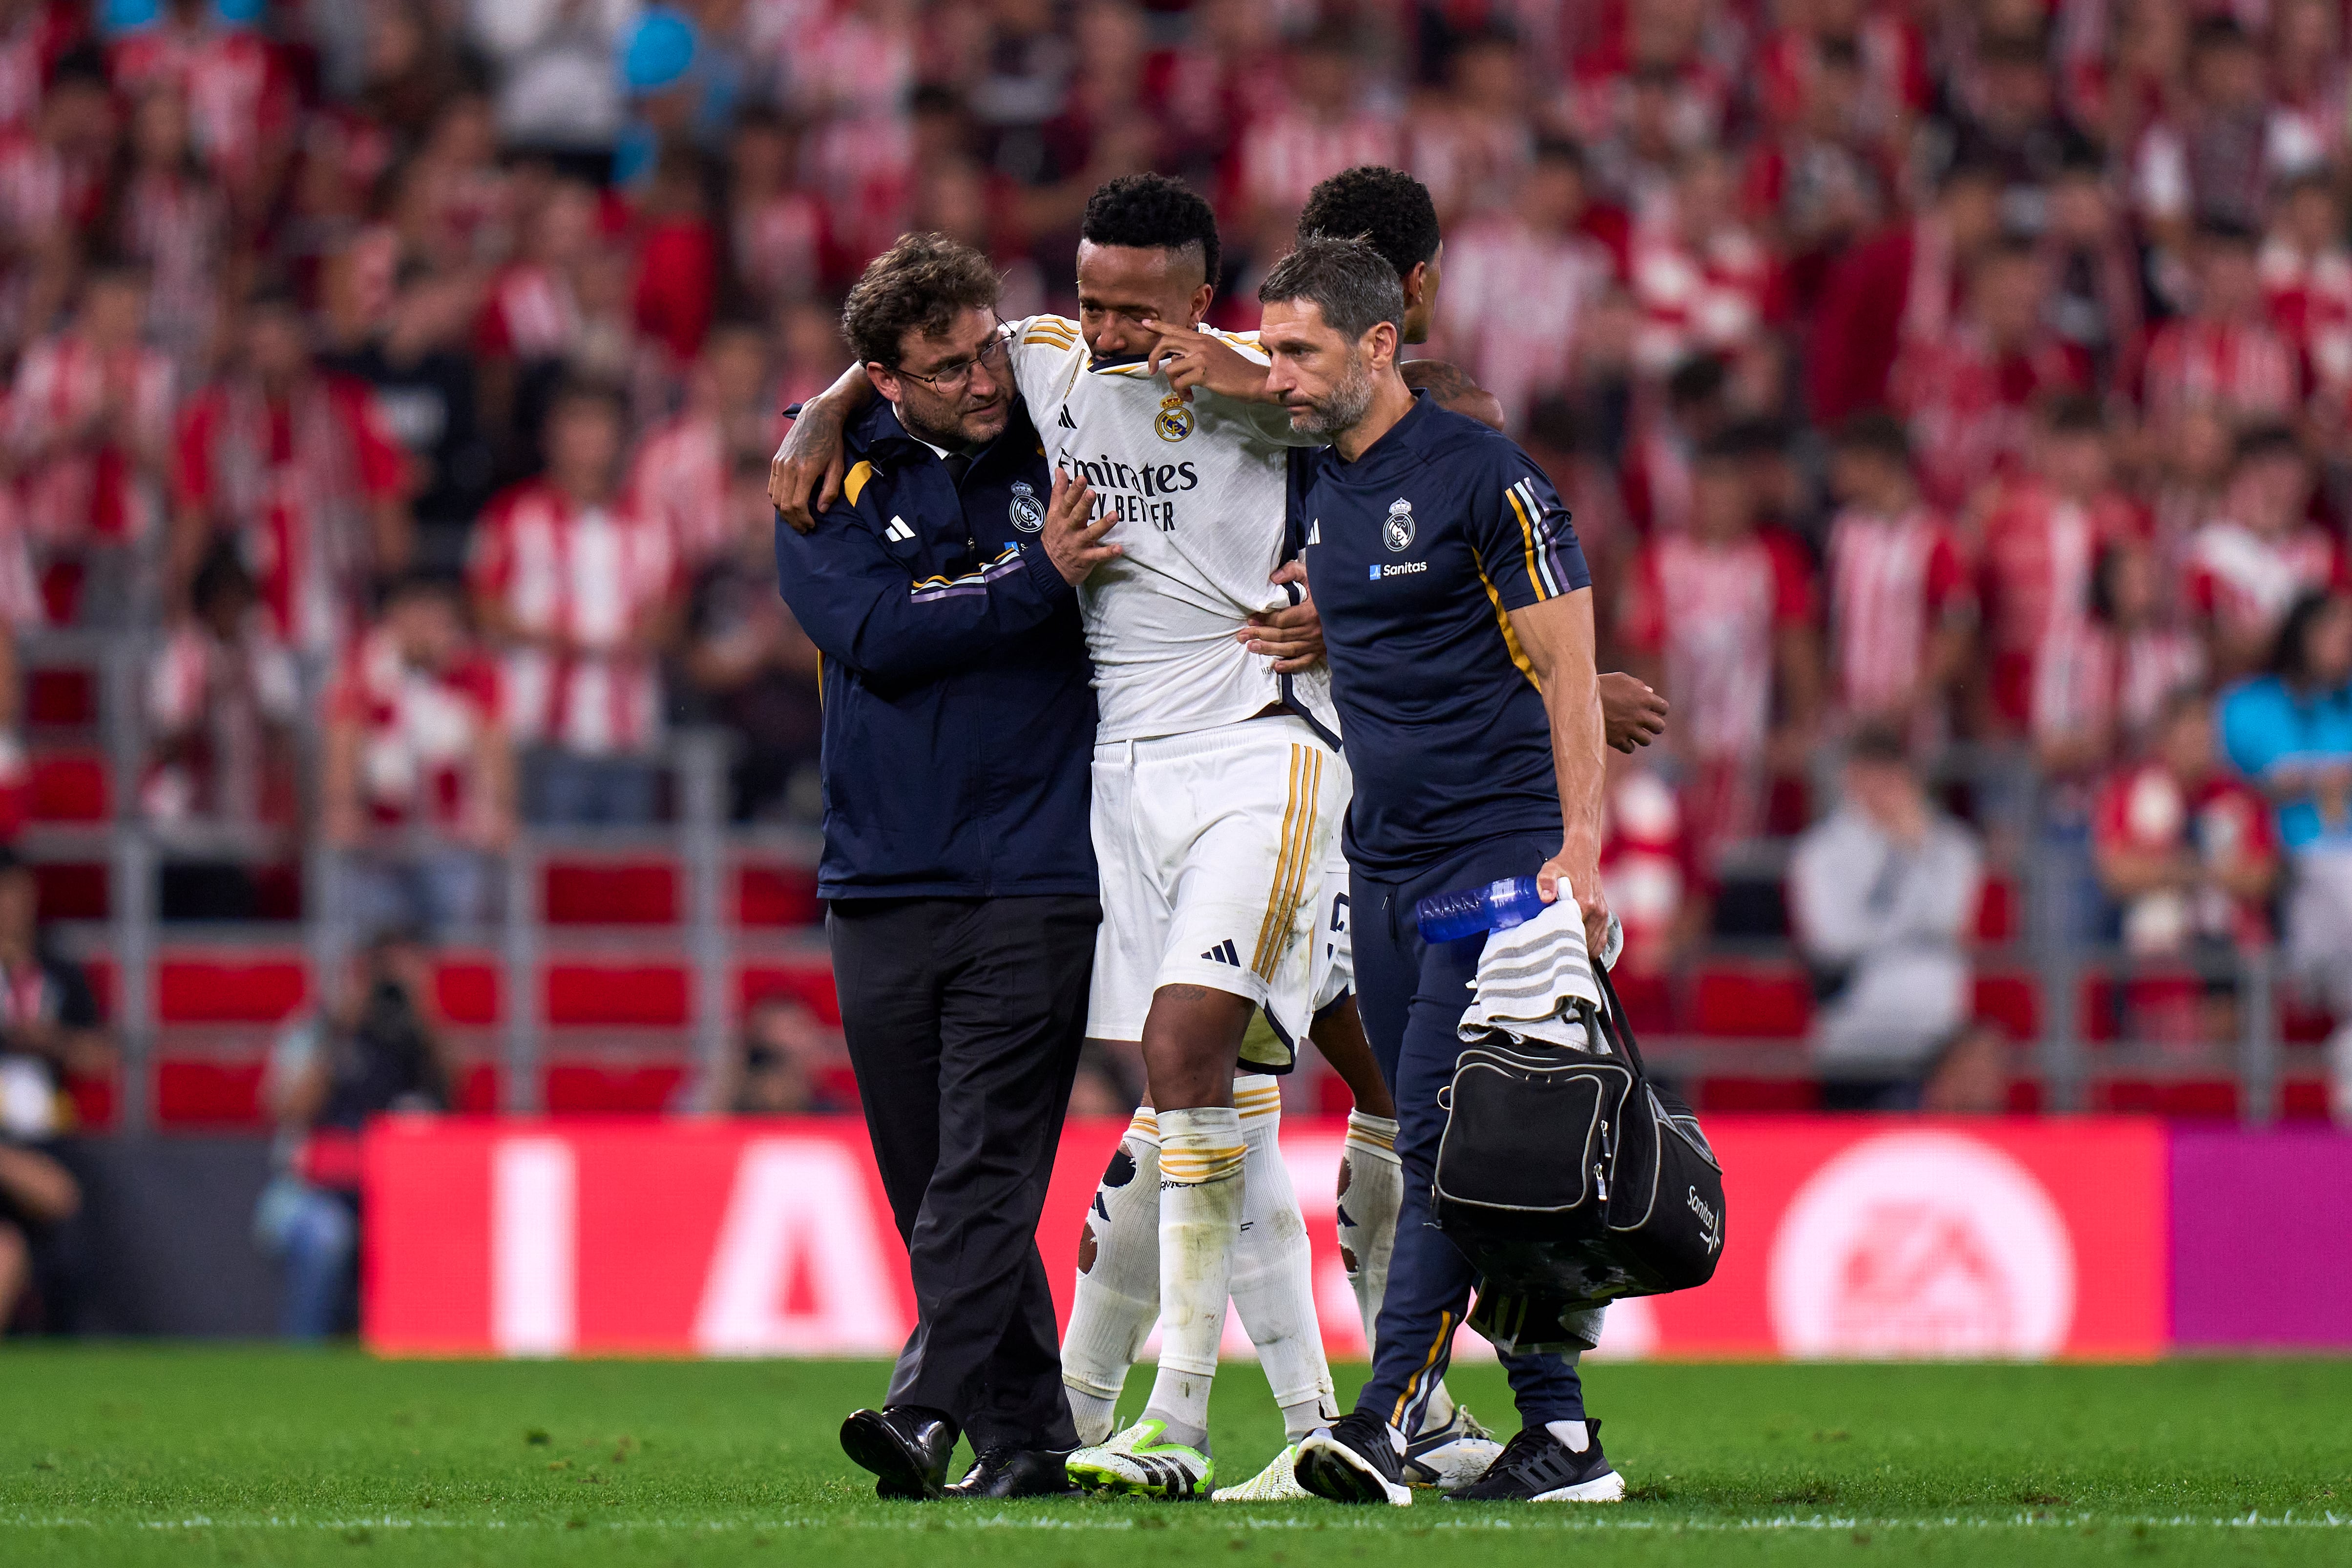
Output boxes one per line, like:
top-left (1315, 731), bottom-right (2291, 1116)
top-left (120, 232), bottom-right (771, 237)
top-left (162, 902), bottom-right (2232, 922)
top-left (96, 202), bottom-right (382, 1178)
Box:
top-left (841, 1405), bottom-right (959, 1499)
top-left (945, 1447), bottom-right (1080, 1499)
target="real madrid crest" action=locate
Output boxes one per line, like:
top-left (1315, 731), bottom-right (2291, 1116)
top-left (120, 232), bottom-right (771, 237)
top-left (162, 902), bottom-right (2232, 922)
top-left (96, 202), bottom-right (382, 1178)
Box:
top-left (1383, 497), bottom-right (1416, 553)
top-left (1155, 393), bottom-right (1194, 442)
top-left (1007, 479), bottom-right (1045, 533)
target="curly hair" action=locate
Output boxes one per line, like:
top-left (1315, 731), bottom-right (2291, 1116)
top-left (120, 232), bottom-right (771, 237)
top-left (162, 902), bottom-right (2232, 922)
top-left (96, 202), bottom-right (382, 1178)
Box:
top-left (1297, 166), bottom-right (1441, 280)
top-left (1080, 173), bottom-right (1221, 290)
top-left (840, 232), bottom-right (1003, 369)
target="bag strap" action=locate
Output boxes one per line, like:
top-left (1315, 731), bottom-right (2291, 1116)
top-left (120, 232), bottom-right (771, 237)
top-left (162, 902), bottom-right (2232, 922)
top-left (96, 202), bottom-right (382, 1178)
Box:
top-left (1589, 962), bottom-right (1650, 1081)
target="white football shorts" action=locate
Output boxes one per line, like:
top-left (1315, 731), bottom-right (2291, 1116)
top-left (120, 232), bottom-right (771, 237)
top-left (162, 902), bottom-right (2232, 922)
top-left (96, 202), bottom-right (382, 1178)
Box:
top-left (1087, 715), bottom-right (1351, 1069)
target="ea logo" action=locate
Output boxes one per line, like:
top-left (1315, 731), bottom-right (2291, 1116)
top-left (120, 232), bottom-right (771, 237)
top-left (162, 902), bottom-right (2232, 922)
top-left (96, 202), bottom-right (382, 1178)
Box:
top-left (1383, 497), bottom-right (1415, 553)
top-left (1767, 1131), bottom-right (2075, 1359)
top-left (1155, 395), bottom-right (1194, 442)
top-left (1007, 480), bottom-right (1044, 533)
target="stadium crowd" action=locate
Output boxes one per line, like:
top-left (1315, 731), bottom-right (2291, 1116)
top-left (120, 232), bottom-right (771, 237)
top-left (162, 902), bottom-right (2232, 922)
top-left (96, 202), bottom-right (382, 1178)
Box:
top-left (0, 0), bottom-right (2344, 1160)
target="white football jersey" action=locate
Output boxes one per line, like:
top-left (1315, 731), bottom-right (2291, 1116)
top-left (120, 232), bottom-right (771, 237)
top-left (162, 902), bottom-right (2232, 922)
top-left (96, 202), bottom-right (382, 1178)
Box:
top-left (1008, 314), bottom-right (1340, 744)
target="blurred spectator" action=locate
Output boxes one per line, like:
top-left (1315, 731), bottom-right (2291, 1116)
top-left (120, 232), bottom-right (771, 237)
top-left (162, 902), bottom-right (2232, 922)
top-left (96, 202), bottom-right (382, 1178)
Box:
top-left (2040, 152), bottom-right (2143, 394)
top-left (2184, 425), bottom-right (2342, 680)
top-left (1790, 726), bottom-right (1985, 1109)
top-left (1824, 412), bottom-right (1973, 743)
top-left (2259, 170), bottom-right (2352, 409)
top-left (106, 0), bottom-right (297, 232)
top-left (2095, 688), bottom-right (2280, 963)
top-left (2133, 19), bottom-right (2277, 247)
top-left (0, 50), bottom-right (112, 365)
top-left (256, 930), bottom-right (454, 1338)
top-left (143, 541), bottom-right (299, 917)
top-left (723, 107), bottom-right (822, 313)
top-left (713, 993), bottom-right (849, 1115)
top-left (471, 0), bottom-right (631, 156)
top-left (2035, 539), bottom-right (2205, 779)
top-left (1598, 747), bottom-right (1703, 978)
top-left (1629, 149), bottom-right (1779, 379)
top-left (326, 263), bottom-right (495, 579)
top-left (625, 319), bottom-right (780, 567)
top-left (1742, 33), bottom-right (1886, 310)
top-left (469, 380), bottom-right (682, 825)
top-left (1619, 433), bottom-right (1820, 871)
top-left (1949, 30), bottom-right (2099, 238)
top-left (322, 573), bottom-right (514, 942)
top-left (109, 84), bottom-right (224, 379)
top-left (476, 174), bottom-right (601, 473)
top-left (2141, 221), bottom-right (2298, 440)
top-left (1916, 1021), bottom-right (2013, 1116)
top-left (3, 262), bottom-right (173, 600)
top-left (682, 453), bottom-right (821, 823)
top-left (1619, 353), bottom-right (1731, 540)
top-left (1235, 24), bottom-right (1398, 263)
top-left (0, 845), bottom-right (106, 1332)
top-left (2218, 590), bottom-right (2352, 1121)
top-left (172, 287), bottom-right (411, 657)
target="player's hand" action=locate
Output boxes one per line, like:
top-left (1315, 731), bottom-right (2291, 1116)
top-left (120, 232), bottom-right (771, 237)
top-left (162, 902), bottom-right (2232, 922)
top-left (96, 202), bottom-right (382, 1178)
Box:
top-left (1598, 672), bottom-right (1668, 752)
top-left (1140, 316), bottom-right (1274, 403)
top-left (1239, 560), bottom-right (1324, 672)
top-left (1537, 852), bottom-right (1612, 961)
top-left (769, 398), bottom-right (851, 534)
top-left (1044, 469), bottom-right (1118, 585)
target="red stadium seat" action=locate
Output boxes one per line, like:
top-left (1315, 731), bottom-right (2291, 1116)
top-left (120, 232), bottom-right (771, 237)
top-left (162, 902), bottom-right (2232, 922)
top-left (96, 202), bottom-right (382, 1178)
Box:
top-left (1688, 962), bottom-right (1812, 1039)
top-left (736, 961), bottom-right (840, 1025)
top-left (23, 667), bottom-right (94, 727)
top-left (544, 1061), bottom-right (688, 1114)
top-left (454, 1063), bottom-right (502, 1113)
top-left (1611, 971), bottom-right (1677, 1035)
top-left (543, 962), bottom-right (691, 1026)
top-left (156, 956), bottom-right (309, 1024)
top-left (1974, 876), bottom-right (2018, 942)
top-left (1972, 972), bottom-right (2040, 1040)
top-left (154, 1058), bottom-right (266, 1127)
top-left (28, 750), bottom-right (110, 822)
top-left (1697, 1077), bottom-right (1820, 1112)
top-left (2281, 998), bottom-right (2337, 1045)
top-left (432, 959), bottom-right (502, 1025)
top-left (542, 861), bottom-right (679, 924)
top-left (2090, 1078), bottom-right (2240, 1119)
top-left (32, 861), bottom-right (108, 920)
top-left (64, 1068), bottom-right (117, 1130)
top-left (735, 864), bottom-right (822, 927)
top-left (2282, 1078), bottom-right (2332, 1120)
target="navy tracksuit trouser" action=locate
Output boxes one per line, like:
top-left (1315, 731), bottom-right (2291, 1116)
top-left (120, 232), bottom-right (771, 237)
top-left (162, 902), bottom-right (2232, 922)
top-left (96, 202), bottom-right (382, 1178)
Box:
top-left (1348, 829), bottom-right (1587, 1430)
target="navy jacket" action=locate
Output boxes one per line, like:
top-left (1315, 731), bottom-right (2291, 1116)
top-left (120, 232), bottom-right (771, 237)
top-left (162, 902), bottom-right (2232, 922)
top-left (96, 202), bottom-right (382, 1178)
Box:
top-left (775, 397), bottom-right (1097, 899)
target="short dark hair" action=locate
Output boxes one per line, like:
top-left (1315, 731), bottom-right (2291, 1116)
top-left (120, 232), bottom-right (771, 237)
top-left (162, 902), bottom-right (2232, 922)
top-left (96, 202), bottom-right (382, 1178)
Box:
top-left (2196, 215), bottom-right (2259, 248)
top-left (1834, 409), bottom-right (1911, 463)
top-left (546, 375), bottom-right (627, 424)
top-left (1081, 173), bottom-right (1221, 291)
top-left (2270, 588), bottom-right (2346, 682)
top-left (1847, 722), bottom-right (1911, 768)
top-left (1257, 234), bottom-right (1404, 343)
top-left (190, 537), bottom-right (255, 615)
top-left (2039, 391), bottom-right (2105, 435)
top-left (840, 231), bottom-right (1003, 368)
top-left (2233, 422), bottom-right (2302, 467)
top-left (1298, 166), bottom-right (1441, 280)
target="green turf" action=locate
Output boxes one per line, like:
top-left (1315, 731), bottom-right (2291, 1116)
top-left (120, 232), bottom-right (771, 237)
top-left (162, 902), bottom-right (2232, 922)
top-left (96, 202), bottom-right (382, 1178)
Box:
top-left (1, 1349), bottom-right (2348, 1566)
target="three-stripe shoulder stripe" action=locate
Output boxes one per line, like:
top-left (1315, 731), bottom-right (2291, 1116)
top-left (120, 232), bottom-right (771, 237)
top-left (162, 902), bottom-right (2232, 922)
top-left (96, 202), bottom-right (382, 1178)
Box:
top-left (1506, 477), bottom-right (1564, 600)
top-left (909, 545), bottom-right (1025, 601)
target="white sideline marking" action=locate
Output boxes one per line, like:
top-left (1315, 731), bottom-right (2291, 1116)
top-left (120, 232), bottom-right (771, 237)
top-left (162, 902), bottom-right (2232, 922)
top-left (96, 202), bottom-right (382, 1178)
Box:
top-left (4, 1512), bottom-right (2346, 1534)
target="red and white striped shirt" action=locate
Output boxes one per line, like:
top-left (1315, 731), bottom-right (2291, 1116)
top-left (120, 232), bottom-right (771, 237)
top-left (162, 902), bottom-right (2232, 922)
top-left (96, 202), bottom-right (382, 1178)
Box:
top-left (468, 481), bottom-right (682, 757)
top-left (624, 409), bottom-right (784, 568)
top-left (1600, 761), bottom-right (1693, 976)
top-left (107, 20), bottom-right (294, 200)
top-left (1430, 214), bottom-right (1614, 432)
top-left (1235, 108), bottom-right (1401, 217)
top-left (2031, 619), bottom-right (2204, 758)
top-left (2184, 518), bottom-right (2346, 647)
top-left (3, 332), bottom-right (175, 545)
top-left (142, 614), bottom-right (299, 825)
top-left (1619, 528), bottom-right (1816, 759)
top-left (0, 480), bottom-right (42, 631)
top-left (2260, 236), bottom-right (2352, 396)
top-left (326, 626), bottom-right (504, 832)
top-left (1890, 328), bottom-right (2090, 514)
top-left (0, 2), bottom-right (78, 134)
top-left (117, 167), bottom-right (224, 369)
top-left (173, 376), bottom-right (407, 653)
top-left (1826, 506), bottom-right (1973, 723)
top-left (2140, 317), bottom-right (2299, 429)
top-left (1628, 212), bottom-right (1776, 375)
top-left (731, 190), bottom-right (824, 305)
top-left (1976, 481), bottom-right (2146, 730)
top-left (477, 263), bottom-right (580, 362)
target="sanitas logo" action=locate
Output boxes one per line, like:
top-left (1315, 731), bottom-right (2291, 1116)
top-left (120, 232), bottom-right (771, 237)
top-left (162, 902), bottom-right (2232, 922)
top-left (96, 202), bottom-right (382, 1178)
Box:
top-left (1368, 560), bottom-right (1428, 580)
top-left (1688, 1187), bottom-right (1721, 1252)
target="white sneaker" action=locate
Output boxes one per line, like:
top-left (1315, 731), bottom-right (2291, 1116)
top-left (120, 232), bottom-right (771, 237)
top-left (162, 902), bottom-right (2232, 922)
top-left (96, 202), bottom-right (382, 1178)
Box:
top-left (1064, 1417), bottom-right (1214, 1500)
top-left (1212, 1443), bottom-right (1311, 1502)
top-left (1404, 1404), bottom-right (1504, 1492)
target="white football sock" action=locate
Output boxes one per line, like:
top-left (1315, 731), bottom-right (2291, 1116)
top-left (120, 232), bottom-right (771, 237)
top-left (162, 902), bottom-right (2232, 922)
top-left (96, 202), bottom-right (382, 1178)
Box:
top-left (1228, 1076), bottom-right (1337, 1442)
top-left (1546, 1418), bottom-right (1590, 1453)
top-left (1061, 1108), bottom-right (1161, 1445)
top-left (1144, 1105), bottom-right (1244, 1450)
top-left (1340, 1109), bottom-right (1455, 1434)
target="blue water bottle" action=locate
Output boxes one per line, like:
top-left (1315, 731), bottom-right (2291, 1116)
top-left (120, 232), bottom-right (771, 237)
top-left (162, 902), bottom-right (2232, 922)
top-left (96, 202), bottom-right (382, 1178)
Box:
top-left (1414, 876), bottom-right (1546, 943)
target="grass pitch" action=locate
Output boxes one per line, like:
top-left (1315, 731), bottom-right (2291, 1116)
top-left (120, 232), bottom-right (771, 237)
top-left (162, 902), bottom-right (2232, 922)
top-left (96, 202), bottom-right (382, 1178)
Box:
top-left (1, 1349), bottom-right (2348, 1566)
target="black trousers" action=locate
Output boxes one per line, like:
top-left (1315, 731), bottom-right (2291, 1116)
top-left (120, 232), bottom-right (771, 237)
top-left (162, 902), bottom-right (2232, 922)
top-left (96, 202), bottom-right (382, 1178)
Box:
top-left (828, 893), bottom-right (1099, 1450)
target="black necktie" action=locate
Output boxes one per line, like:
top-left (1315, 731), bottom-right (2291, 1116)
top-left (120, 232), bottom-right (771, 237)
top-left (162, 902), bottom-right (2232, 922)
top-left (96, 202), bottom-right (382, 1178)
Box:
top-left (943, 451), bottom-right (973, 489)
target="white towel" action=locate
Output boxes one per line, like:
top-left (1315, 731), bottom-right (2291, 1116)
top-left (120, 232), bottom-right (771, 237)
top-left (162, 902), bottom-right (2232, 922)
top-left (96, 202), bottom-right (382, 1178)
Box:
top-left (1455, 900), bottom-right (1616, 1051)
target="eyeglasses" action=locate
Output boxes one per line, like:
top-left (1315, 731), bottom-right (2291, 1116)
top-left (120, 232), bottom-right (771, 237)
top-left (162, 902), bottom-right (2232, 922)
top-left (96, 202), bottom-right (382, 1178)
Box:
top-left (895, 322), bottom-right (1011, 394)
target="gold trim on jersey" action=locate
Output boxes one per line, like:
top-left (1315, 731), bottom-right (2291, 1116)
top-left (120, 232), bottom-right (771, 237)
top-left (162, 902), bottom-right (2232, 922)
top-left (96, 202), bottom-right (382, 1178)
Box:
top-left (1475, 564), bottom-right (1542, 692)
top-left (1249, 744), bottom-right (1323, 980)
top-left (843, 460), bottom-right (874, 507)
top-left (1505, 481), bottom-right (1549, 601)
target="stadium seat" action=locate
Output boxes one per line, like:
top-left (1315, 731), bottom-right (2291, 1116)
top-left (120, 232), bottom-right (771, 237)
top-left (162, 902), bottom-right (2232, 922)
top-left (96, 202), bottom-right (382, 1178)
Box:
top-left (1696, 1076), bottom-right (1820, 1112)
top-left (154, 1058), bottom-right (267, 1127)
top-left (433, 958), bottom-right (502, 1026)
top-left (2282, 1078), bottom-right (2332, 1120)
top-left (736, 960), bottom-right (841, 1025)
top-left (2281, 998), bottom-right (2337, 1045)
top-left (156, 955), bottom-right (310, 1024)
top-left (735, 864), bottom-right (822, 927)
top-left (1974, 875), bottom-right (2018, 942)
top-left (2091, 1078), bottom-right (2240, 1119)
top-left (542, 860), bottom-right (679, 924)
top-left (64, 1069), bottom-right (117, 1130)
top-left (544, 1060), bottom-right (688, 1114)
top-left (543, 962), bottom-right (692, 1026)
top-left (1688, 962), bottom-right (1812, 1038)
top-left (33, 860), bottom-right (109, 920)
top-left (23, 666), bottom-right (95, 727)
top-left (454, 1063), bottom-right (502, 1113)
top-left (1973, 972), bottom-right (2040, 1040)
top-left (28, 749), bottom-right (110, 822)
top-left (1611, 971), bottom-right (1677, 1035)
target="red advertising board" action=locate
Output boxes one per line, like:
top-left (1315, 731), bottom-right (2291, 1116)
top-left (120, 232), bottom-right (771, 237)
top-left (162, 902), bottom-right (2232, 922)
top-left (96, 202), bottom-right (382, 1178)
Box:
top-left (363, 1116), bottom-right (2168, 1360)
